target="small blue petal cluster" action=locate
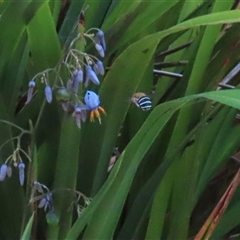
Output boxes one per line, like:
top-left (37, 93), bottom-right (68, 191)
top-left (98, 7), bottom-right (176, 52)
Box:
top-left (26, 27), bottom-right (107, 128)
top-left (31, 181), bottom-right (55, 214)
top-left (83, 91), bottom-right (106, 123)
top-left (0, 161), bottom-right (25, 186)
top-left (56, 28), bottom-right (107, 127)
top-left (67, 69), bottom-right (83, 94)
top-left (84, 91), bottom-right (100, 110)
top-left (38, 192), bottom-right (54, 212)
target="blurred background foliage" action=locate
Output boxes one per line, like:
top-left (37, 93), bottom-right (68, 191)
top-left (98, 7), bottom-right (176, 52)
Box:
top-left (1, 0), bottom-right (240, 239)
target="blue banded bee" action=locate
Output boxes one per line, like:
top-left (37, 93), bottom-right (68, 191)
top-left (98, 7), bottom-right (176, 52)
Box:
top-left (131, 92), bottom-right (152, 111)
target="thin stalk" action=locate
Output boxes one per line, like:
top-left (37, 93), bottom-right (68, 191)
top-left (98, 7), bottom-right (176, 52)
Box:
top-left (158, 42), bottom-right (192, 57)
top-left (153, 69), bottom-right (183, 78)
top-left (154, 60), bottom-right (188, 68)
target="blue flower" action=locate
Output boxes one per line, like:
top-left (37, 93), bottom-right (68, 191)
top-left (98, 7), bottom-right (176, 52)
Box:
top-left (94, 60), bottom-right (105, 76)
top-left (18, 162), bottom-right (25, 186)
top-left (26, 80), bottom-right (35, 104)
top-left (45, 85), bottom-right (52, 103)
top-left (96, 60), bottom-right (105, 75)
top-left (84, 91), bottom-right (106, 123)
top-left (72, 69), bottom-right (83, 93)
top-left (73, 105), bottom-right (87, 128)
top-left (0, 164), bottom-right (8, 181)
top-left (38, 197), bottom-right (47, 209)
top-left (95, 43), bottom-right (105, 58)
top-left (96, 30), bottom-right (106, 51)
top-left (38, 193), bottom-right (54, 212)
top-left (84, 91), bottom-right (100, 110)
top-left (85, 66), bottom-right (100, 87)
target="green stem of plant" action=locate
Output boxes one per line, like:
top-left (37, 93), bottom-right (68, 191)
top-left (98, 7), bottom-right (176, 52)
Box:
top-left (20, 120), bottom-right (36, 237)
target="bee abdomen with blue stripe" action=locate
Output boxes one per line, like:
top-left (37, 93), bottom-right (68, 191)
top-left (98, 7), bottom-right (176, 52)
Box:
top-left (137, 96), bottom-right (152, 111)
top-left (131, 92), bottom-right (152, 111)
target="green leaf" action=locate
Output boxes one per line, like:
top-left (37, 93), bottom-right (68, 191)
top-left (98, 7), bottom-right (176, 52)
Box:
top-left (27, 2), bottom-right (62, 71)
top-left (145, 166), bottom-right (174, 239)
top-left (20, 213), bottom-right (34, 240)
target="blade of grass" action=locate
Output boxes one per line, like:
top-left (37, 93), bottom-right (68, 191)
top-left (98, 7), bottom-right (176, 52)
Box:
top-left (20, 213), bottom-right (34, 240)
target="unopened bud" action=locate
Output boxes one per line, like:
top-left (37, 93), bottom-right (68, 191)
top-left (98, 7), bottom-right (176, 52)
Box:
top-left (95, 43), bottom-right (105, 58)
top-left (18, 162), bottom-right (25, 186)
top-left (7, 166), bottom-right (12, 177)
top-left (45, 85), bottom-right (52, 103)
top-left (96, 30), bottom-right (106, 51)
top-left (26, 80), bottom-right (35, 104)
top-left (0, 164), bottom-right (8, 181)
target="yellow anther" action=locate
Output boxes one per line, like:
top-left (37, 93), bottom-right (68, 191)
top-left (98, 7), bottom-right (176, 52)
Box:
top-left (90, 111), bottom-right (95, 122)
top-left (98, 106), bottom-right (106, 115)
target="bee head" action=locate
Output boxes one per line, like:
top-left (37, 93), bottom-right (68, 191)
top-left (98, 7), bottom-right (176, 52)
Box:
top-left (131, 92), bottom-right (147, 104)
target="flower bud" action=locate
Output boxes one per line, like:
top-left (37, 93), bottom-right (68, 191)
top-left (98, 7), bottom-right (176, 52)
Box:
top-left (96, 60), bottom-right (105, 75)
top-left (0, 164), bottom-right (8, 181)
top-left (18, 162), bottom-right (25, 186)
top-left (38, 197), bottom-right (47, 209)
top-left (72, 70), bottom-right (83, 93)
top-left (73, 106), bottom-right (87, 128)
top-left (29, 80), bottom-right (35, 88)
top-left (95, 43), bottom-right (105, 58)
top-left (93, 64), bottom-right (99, 75)
top-left (7, 166), bottom-right (12, 177)
top-left (45, 193), bottom-right (54, 212)
top-left (84, 91), bottom-right (100, 110)
top-left (74, 106), bottom-right (83, 129)
top-left (96, 30), bottom-right (106, 51)
top-left (85, 66), bottom-right (100, 87)
top-left (74, 70), bottom-right (83, 83)
top-left (26, 80), bottom-right (35, 104)
top-left (66, 79), bottom-right (73, 92)
top-left (45, 85), bottom-right (52, 103)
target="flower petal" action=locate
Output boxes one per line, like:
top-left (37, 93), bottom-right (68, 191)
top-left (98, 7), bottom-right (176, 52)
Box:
top-left (96, 60), bottom-right (105, 75)
top-left (84, 91), bottom-right (100, 110)
top-left (75, 69), bottom-right (83, 83)
top-left (86, 66), bottom-right (100, 85)
top-left (74, 106), bottom-right (83, 128)
top-left (95, 43), bottom-right (105, 58)
top-left (38, 197), bottom-right (47, 209)
top-left (93, 64), bottom-right (100, 75)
